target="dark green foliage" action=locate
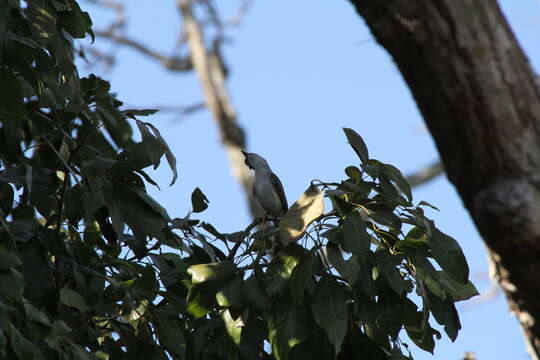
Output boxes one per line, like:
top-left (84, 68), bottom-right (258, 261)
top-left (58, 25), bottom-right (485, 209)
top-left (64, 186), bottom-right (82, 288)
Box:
top-left (0, 1), bottom-right (477, 359)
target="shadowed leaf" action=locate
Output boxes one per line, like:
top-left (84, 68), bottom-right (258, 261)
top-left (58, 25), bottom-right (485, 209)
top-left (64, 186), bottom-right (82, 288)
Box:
top-left (343, 128), bottom-right (369, 163)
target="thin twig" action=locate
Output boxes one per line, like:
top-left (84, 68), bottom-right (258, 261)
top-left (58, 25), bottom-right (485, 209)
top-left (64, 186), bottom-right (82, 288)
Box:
top-left (228, 217), bottom-right (262, 260)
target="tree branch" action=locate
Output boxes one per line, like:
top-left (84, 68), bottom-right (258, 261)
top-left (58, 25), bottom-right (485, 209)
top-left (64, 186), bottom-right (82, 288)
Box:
top-left (177, 0), bottom-right (262, 218)
top-left (94, 30), bottom-right (193, 71)
top-left (406, 160), bottom-right (444, 187)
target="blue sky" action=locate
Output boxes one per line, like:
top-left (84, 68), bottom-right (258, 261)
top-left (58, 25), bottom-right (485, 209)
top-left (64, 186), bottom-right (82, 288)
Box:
top-left (80, 1), bottom-right (540, 358)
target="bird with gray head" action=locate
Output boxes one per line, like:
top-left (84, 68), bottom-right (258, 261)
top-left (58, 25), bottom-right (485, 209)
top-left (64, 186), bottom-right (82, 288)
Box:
top-left (242, 151), bottom-right (288, 219)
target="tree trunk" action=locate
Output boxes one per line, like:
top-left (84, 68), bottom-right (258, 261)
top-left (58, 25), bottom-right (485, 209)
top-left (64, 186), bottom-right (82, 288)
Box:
top-left (349, 0), bottom-right (540, 358)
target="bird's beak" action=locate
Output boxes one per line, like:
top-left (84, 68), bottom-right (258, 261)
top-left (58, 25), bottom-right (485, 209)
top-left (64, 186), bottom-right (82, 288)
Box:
top-left (241, 150), bottom-right (252, 169)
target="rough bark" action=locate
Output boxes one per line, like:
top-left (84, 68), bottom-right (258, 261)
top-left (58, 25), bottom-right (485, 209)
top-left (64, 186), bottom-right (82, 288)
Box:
top-left (349, 0), bottom-right (540, 358)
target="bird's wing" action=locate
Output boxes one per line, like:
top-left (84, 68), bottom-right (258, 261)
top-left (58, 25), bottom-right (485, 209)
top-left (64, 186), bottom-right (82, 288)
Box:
top-left (271, 172), bottom-right (288, 214)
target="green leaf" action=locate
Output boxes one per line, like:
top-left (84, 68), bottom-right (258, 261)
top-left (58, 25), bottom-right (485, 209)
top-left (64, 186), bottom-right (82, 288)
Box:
top-left (289, 248), bottom-right (315, 305)
top-left (10, 323), bottom-right (35, 360)
top-left (216, 276), bottom-right (244, 308)
top-left (243, 276), bottom-right (272, 313)
top-left (0, 268), bottom-right (24, 299)
top-left (355, 258), bottom-right (377, 298)
top-left (0, 251), bottom-right (22, 270)
top-left (413, 254), bottom-right (446, 300)
top-left (418, 200), bottom-right (439, 211)
top-left (343, 128), bottom-right (369, 163)
top-left (117, 138), bottom-right (165, 170)
top-left (186, 283), bottom-right (217, 318)
top-left (0, 182), bottom-right (14, 215)
top-left (187, 261), bottom-right (236, 284)
top-left (382, 164), bottom-right (413, 204)
top-left (265, 245), bottom-right (306, 296)
top-left (280, 184), bottom-right (324, 246)
top-left (0, 69), bottom-right (25, 123)
top-left (20, 237), bottom-right (53, 302)
top-left (24, 301), bottom-right (51, 327)
top-left (312, 275), bottom-right (348, 354)
top-left (344, 326), bottom-right (389, 360)
top-left (191, 187), bottom-right (209, 213)
top-left (137, 121), bottom-right (178, 186)
top-left (311, 276), bottom-right (348, 355)
top-left (427, 288), bottom-right (461, 341)
top-left (60, 288), bottom-right (89, 313)
top-left (154, 316), bottom-right (186, 358)
top-left (402, 299), bottom-right (439, 353)
top-left (397, 226), bottom-right (429, 250)
top-left (326, 244), bottom-right (359, 284)
top-left (222, 308), bottom-right (246, 346)
top-left (268, 301), bottom-right (312, 360)
top-left (345, 166), bottom-right (362, 182)
top-left (64, 185), bottom-right (85, 225)
top-left (428, 221), bottom-right (469, 284)
top-left (437, 271), bottom-right (479, 302)
top-left (342, 212), bottom-right (370, 255)
top-left (57, 2), bottom-right (93, 39)
top-left (375, 250), bottom-right (405, 296)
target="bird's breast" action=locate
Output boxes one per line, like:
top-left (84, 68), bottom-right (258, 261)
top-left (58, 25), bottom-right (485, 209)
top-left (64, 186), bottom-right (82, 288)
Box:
top-left (253, 176), bottom-right (284, 218)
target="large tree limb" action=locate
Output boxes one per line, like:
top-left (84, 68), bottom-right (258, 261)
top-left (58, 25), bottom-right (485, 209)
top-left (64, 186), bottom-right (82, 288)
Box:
top-left (350, 0), bottom-right (540, 357)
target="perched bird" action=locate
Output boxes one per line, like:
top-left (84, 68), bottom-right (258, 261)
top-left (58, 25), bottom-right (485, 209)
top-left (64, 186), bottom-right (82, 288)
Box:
top-left (242, 151), bottom-right (288, 219)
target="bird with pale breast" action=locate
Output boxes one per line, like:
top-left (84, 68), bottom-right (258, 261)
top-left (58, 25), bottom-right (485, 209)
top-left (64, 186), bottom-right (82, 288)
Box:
top-left (242, 151), bottom-right (288, 220)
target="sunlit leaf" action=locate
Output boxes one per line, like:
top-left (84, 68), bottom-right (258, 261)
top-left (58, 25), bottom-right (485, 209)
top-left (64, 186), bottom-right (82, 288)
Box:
top-left (280, 184), bottom-right (324, 246)
top-left (222, 308), bottom-right (246, 346)
top-left (186, 283), bottom-right (217, 318)
top-left (187, 261), bottom-right (236, 284)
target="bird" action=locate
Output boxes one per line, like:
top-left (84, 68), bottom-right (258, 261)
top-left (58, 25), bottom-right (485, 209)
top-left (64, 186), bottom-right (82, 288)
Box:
top-left (242, 151), bottom-right (288, 220)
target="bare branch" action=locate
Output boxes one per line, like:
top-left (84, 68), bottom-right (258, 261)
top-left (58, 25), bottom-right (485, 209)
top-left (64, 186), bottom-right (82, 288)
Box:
top-left (123, 102), bottom-right (205, 116)
top-left (93, 30), bottom-right (193, 71)
top-left (406, 160), bottom-right (444, 187)
top-left (83, 47), bottom-right (116, 70)
top-left (85, 0), bottom-right (126, 32)
top-left (225, 0), bottom-right (255, 27)
top-left (150, 102), bottom-right (205, 115)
